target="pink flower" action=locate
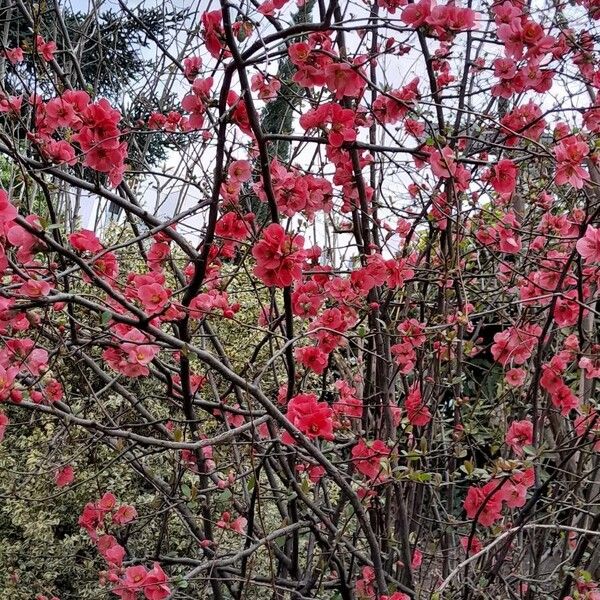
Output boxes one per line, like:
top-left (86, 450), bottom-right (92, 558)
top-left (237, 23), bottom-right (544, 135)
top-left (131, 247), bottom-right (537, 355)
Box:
top-left (0, 94), bottom-right (22, 114)
top-left (228, 159), bottom-right (252, 183)
top-left (355, 565), bottom-right (376, 598)
top-left (68, 229), bottom-right (103, 253)
top-left (90, 251), bottom-right (119, 280)
top-left (104, 330), bottom-right (160, 378)
top-left (54, 465), bottom-right (75, 487)
top-left (501, 468), bottom-right (534, 508)
top-left (113, 504), bottom-right (138, 525)
top-left (324, 62), bottom-right (366, 100)
top-left (372, 79), bottom-right (420, 125)
top-left (126, 343), bottom-right (159, 366)
top-left (183, 56), bottom-right (202, 81)
top-left (401, 0), bottom-right (432, 27)
top-left (426, 3), bottom-right (476, 35)
top-left (491, 325), bottom-right (541, 366)
top-left (411, 548), bottom-right (423, 569)
top-left (0, 189), bottom-right (18, 221)
top-left (351, 438), bottom-right (390, 481)
top-left (405, 384), bottom-right (432, 426)
top-left (20, 279), bottom-right (51, 297)
top-left (35, 36), bottom-right (56, 61)
top-left (576, 225), bottom-right (600, 263)
top-left (505, 367), bottom-right (526, 387)
top-left (398, 319), bottom-right (426, 347)
top-left (142, 563), bottom-right (171, 600)
top-left (137, 283), bottom-right (169, 313)
top-left (7, 215), bottom-right (44, 262)
top-left (97, 534), bottom-right (125, 566)
top-left (300, 102), bottom-right (356, 147)
top-left (285, 393), bottom-right (334, 441)
top-left (378, 0), bottom-right (407, 13)
top-left (201, 10), bottom-right (229, 59)
top-left (554, 136), bottom-right (589, 189)
top-left (550, 383), bottom-right (579, 415)
top-left (505, 420), bottom-right (533, 455)
top-left (460, 535), bottom-right (482, 555)
top-left (430, 146), bottom-right (457, 178)
top-left (114, 565), bottom-right (147, 599)
top-left (501, 479), bottom-right (528, 508)
top-left (0, 411), bottom-right (8, 442)
top-left (295, 345), bottom-right (329, 374)
top-left (217, 511), bottom-right (248, 535)
top-left (489, 159), bottom-right (518, 195)
top-left (464, 482), bottom-right (503, 527)
top-left (98, 492), bottom-right (117, 511)
top-left (250, 73), bottom-right (281, 101)
top-left (332, 380), bottom-right (363, 423)
top-left (252, 223), bottom-right (306, 288)
top-left (5, 47), bottom-right (24, 64)
top-left (45, 98), bottom-right (78, 128)
top-left (44, 140), bottom-right (77, 165)
top-left (553, 292), bottom-right (581, 327)
top-left (78, 502), bottom-right (105, 539)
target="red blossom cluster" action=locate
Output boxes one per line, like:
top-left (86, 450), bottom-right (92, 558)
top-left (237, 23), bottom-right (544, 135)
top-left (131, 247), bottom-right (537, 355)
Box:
top-left (79, 494), bottom-right (169, 600)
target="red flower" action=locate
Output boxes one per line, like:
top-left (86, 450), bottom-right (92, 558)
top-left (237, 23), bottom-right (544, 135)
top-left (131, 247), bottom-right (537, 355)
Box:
top-left (554, 136), bottom-right (589, 189)
top-left (45, 98), bottom-right (78, 129)
top-left (114, 565), bottom-right (147, 599)
top-left (201, 10), bottom-right (230, 59)
top-left (300, 102), bottom-right (356, 147)
top-left (405, 384), bottom-right (432, 426)
top-left (113, 504), bottom-right (137, 526)
top-left (183, 56), bottom-right (202, 81)
top-left (251, 73), bottom-right (281, 101)
top-left (505, 420), bottom-right (533, 456)
top-left (137, 283), bottom-right (170, 314)
top-left (576, 225), bottom-right (600, 263)
top-left (378, 0), bottom-right (407, 13)
top-left (252, 223), bottom-right (306, 287)
top-left (5, 47), bottom-right (24, 64)
top-left (217, 511), bottom-right (247, 534)
top-left (401, 0), bottom-right (432, 27)
top-left (351, 439), bottom-right (390, 480)
top-left (489, 159), bottom-right (518, 195)
top-left (35, 35), bottom-right (56, 61)
top-left (464, 482), bottom-right (503, 527)
top-left (295, 346), bottom-right (329, 374)
top-left (426, 3), bottom-right (476, 36)
top-left (491, 324), bottom-right (541, 366)
top-left (0, 411), bottom-right (8, 442)
top-left (285, 393), bottom-right (334, 441)
top-left (55, 465), bottom-right (75, 488)
top-left (0, 189), bottom-right (17, 222)
top-left (143, 562), bottom-right (171, 600)
top-left (505, 367), bottom-right (526, 387)
top-left (324, 61), bottom-right (366, 100)
top-left (68, 229), bottom-right (103, 253)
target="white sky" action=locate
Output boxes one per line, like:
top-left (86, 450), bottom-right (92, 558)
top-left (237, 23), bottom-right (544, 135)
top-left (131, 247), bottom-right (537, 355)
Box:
top-left (65, 0), bottom-right (588, 266)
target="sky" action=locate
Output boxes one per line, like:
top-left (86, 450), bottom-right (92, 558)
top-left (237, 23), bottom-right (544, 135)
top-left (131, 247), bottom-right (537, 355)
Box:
top-left (64, 0), bottom-right (584, 264)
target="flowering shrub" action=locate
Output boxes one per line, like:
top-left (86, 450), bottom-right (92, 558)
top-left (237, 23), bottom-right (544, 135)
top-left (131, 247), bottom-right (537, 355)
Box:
top-left (2, 0), bottom-right (600, 598)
